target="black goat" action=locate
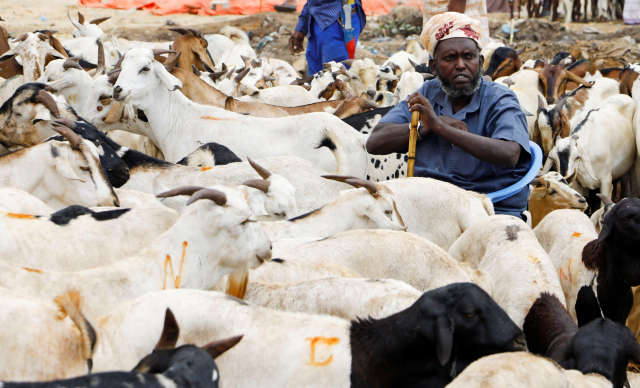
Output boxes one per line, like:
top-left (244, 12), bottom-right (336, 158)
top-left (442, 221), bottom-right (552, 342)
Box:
top-left (581, 197), bottom-right (640, 324)
top-left (342, 106), bottom-right (393, 134)
top-left (524, 293), bottom-right (640, 388)
top-left (2, 309), bottom-right (242, 388)
top-left (524, 293), bottom-right (576, 361)
top-left (349, 282), bottom-right (524, 388)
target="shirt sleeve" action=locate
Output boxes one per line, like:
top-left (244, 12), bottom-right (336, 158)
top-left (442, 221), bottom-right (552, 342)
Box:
top-left (378, 82), bottom-right (430, 124)
top-left (486, 89), bottom-right (531, 156)
top-left (295, 2), bottom-right (311, 35)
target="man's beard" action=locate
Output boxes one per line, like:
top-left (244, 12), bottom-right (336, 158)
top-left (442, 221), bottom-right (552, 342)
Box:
top-left (436, 68), bottom-right (482, 98)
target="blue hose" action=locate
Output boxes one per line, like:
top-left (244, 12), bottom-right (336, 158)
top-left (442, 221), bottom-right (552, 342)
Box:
top-left (486, 141), bottom-right (542, 203)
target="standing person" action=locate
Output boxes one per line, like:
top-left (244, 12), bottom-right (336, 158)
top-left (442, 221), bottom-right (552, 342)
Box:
top-left (366, 12), bottom-right (531, 218)
top-left (288, 0), bottom-right (366, 76)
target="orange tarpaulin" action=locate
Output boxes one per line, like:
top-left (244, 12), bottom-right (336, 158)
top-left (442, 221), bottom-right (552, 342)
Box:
top-left (79, 0), bottom-right (423, 16)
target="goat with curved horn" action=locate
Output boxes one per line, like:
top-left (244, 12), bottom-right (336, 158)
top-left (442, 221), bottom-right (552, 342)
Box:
top-left (156, 186), bottom-right (205, 198)
top-left (96, 39), bottom-right (105, 74)
top-left (242, 179), bottom-right (270, 193)
top-left (63, 58), bottom-right (83, 71)
top-left (322, 175), bottom-right (379, 195)
top-left (186, 188), bottom-right (227, 206)
top-left (89, 16), bottom-right (110, 25)
top-left (247, 157), bottom-right (271, 179)
top-left (51, 120), bottom-right (83, 149)
top-left (35, 90), bottom-right (60, 118)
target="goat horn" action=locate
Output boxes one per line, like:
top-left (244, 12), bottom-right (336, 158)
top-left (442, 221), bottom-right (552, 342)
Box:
top-left (51, 121), bottom-right (83, 149)
top-left (107, 69), bottom-right (121, 85)
top-left (152, 49), bottom-right (176, 57)
top-left (96, 40), bottom-right (105, 74)
top-left (202, 61), bottom-right (214, 73)
top-left (321, 174), bottom-right (357, 183)
top-left (156, 186), bottom-right (205, 198)
top-left (345, 178), bottom-right (379, 195)
top-left (242, 179), bottom-right (270, 193)
top-left (168, 27), bottom-right (190, 35)
top-left (35, 90), bottom-right (60, 118)
top-left (77, 11), bottom-right (85, 25)
top-left (89, 16), bottom-right (110, 25)
top-left (234, 67), bottom-right (250, 83)
top-left (63, 58), bottom-right (83, 71)
top-left (247, 157), bottom-right (271, 179)
top-left (322, 175), bottom-right (379, 194)
top-left (67, 10), bottom-right (82, 30)
top-left (154, 308), bottom-right (180, 350)
top-left (186, 188), bottom-right (227, 206)
top-left (52, 118), bottom-right (77, 129)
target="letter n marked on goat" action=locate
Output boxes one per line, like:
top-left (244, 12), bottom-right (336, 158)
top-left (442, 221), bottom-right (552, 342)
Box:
top-left (163, 241), bottom-right (188, 290)
top-left (306, 337), bottom-right (339, 366)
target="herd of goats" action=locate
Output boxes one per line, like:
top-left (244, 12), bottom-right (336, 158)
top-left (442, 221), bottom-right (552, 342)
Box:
top-left (1, 8), bottom-right (640, 388)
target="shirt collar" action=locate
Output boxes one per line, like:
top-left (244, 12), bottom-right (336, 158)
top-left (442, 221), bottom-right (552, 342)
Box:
top-left (432, 77), bottom-right (484, 119)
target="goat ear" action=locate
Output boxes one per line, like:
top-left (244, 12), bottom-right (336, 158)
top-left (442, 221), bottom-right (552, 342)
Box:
top-left (153, 61), bottom-right (182, 92)
top-left (434, 315), bottom-right (454, 366)
top-left (0, 51), bottom-right (15, 62)
top-left (202, 335), bottom-right (243, 359)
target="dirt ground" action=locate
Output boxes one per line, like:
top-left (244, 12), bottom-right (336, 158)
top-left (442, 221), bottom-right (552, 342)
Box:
top-left (2, 0), bottom-right (640, 65)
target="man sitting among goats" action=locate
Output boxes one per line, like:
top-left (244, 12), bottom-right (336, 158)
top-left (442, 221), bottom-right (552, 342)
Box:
top-left (366, 12), bottom-right (531, 218)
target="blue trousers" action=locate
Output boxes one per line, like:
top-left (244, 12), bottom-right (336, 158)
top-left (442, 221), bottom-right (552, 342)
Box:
top-left (306, 12), bottom-right (362, 76)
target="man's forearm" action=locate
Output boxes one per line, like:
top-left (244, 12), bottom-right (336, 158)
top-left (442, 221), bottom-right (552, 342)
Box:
top-left (432, 122), bottom-right (521, 167)
top-left (366, 123), bottom-right (412, 154)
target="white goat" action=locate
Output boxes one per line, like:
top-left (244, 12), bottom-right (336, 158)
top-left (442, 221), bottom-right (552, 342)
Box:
top-left (244, 277), bottom-right (421, 320)
top-left (113, 48), bottom-right (367, 177)
top-left (0, 138), bottom-right (119, 209)
top-left (0, 204), bottom-right (178, 271)
top-left (533, 209), bottom-right (599, 321)
top-left (259, 181), bottom-right (405, 242)
top-left (272, 229), bottom-right (492, 293)
top-left (0, 187), bottom-right (52, 214)
top-left (543, 94), bottom-right (636, 199)
top-left (0, 187), bottom-right (271, 319)
top-left (448, 215), bottom-right (566, 327)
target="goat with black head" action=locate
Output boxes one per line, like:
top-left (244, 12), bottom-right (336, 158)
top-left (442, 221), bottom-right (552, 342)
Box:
top-left (581, 197), bottom-right (640, 324)
top-left (524, 293), bottom-right (640, 388)
top-left (349, 282), bottom-right (525, 388)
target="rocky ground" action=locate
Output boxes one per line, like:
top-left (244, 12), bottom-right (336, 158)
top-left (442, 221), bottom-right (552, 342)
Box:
top-left (2, 0), bottom-right (640, 67)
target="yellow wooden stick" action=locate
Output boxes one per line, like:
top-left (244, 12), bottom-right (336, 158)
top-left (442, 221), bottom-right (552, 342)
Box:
top-left (407, 110), bottom-right (420, 177)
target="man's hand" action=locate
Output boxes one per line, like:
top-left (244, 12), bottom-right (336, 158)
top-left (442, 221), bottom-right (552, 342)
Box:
top-left (289, 31), bottom-right (305, 54)
top-left (440, 116), bottom-right (468, 132)
top-left (408, 92), bottom-right (441, 137)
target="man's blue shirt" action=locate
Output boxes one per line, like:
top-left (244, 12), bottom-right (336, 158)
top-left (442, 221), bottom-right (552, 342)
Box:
top-left (379, 77), bottom-right (531, 216)
top-left (295, 0), bottom-right (366, 35)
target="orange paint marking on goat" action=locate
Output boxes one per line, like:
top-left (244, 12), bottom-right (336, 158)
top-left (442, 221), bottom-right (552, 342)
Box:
top-left (162, 241), bottom-right (188, 290)
top-left (200, 115), bottom-right (224, 121)
top-left (6, 213), bottom-right (36, 219)
top-left (571, 232), bottom-right (582, 238)
top-left (306, 336), bottom-right (340, 366)
top-left (22, 267), bottom-right (42, 273)
top-left (528, 255), bottom-right (540, 265)
top-left (200, 166), bottom-right (213, 172)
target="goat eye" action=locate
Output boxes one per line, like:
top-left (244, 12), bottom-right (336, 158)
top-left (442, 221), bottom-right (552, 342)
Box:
top-left (384, 210), bottom-right (392, 216)
top-left (549, 189), bottom-right (557, 195)
top-left (464, 312), bottom-right (476, 319)
top-left (140, 66), bottom-right (150, 73)
top-left (241, 219), bottom-right (255, 225)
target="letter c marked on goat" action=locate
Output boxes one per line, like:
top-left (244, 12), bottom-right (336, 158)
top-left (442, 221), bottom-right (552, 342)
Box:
top-left (306, 336), bottom-right (340, 366)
